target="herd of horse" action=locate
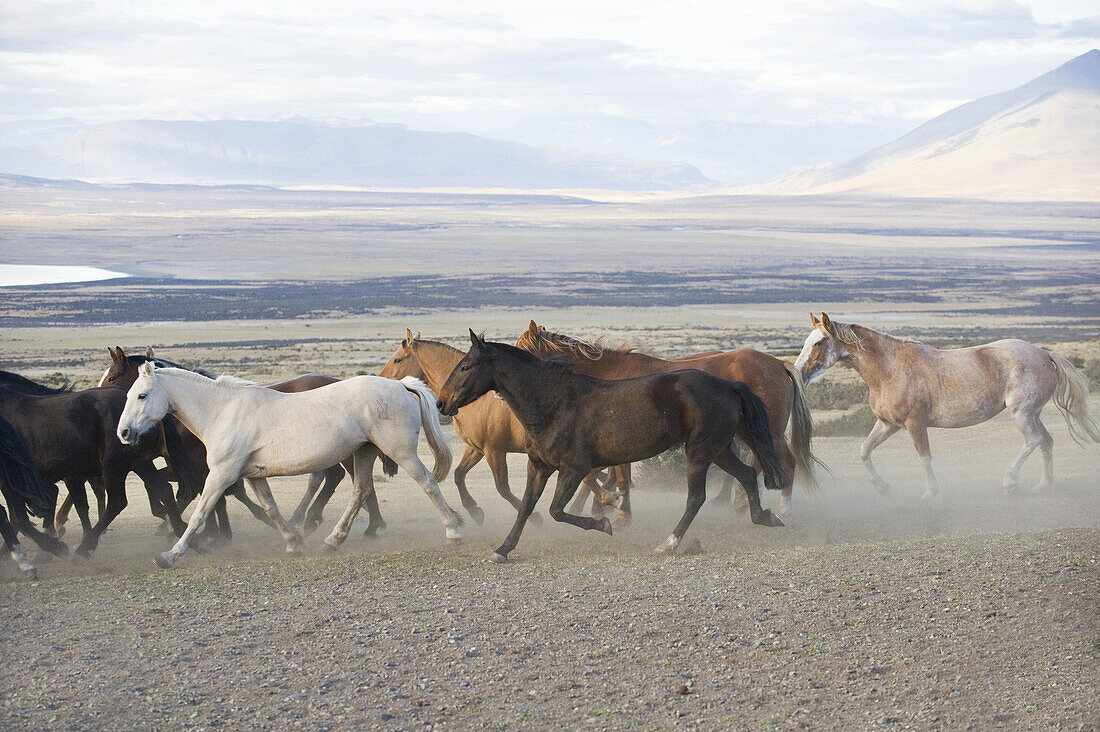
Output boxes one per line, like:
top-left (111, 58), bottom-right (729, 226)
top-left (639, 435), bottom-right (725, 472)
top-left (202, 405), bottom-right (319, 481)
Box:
top-left (2, 314), bottom-right (1097, 579)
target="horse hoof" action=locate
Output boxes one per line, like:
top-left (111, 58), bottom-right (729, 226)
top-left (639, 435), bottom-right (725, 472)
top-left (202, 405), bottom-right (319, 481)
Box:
top-left (70, 551), bottom-right (90, 565)
top-left (153, 552), bottom-right (175, 569)
top-left (286, 546), bottom-right (303, 557)
top-left (487, 552), bottom-right (507, 564)
top-left (54, 525), bottom-right (65, 539)
top-left (446, 536), bottom-right (462, 547)
top-left (319, 541), bottom-right (339, 554)
top-left (303, 521), bottom-right (321, 537)
top-left (599, 517), bottom-right (613, 536)
top-left (613, 512), bottom-right (632, 529)
top-left (22, 567), bottom-right (38, 581)
top-left (468, 506), bottom-right (486, 526)
top-left (872, 479), bottom-right (891, 496)
top-left (48, 540), bottom-right (70, 559)
top-left (769, 513), bottom-right (785, 528)
top-left (362, 525), bottom-right (384, 539)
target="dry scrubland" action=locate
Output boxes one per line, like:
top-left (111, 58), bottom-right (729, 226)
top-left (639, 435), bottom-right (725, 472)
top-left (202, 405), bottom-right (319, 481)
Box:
top-left (1, 186), bottom-right (1098, 729)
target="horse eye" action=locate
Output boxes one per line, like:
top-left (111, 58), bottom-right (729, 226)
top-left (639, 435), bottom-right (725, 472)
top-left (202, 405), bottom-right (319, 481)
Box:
top-left (107, 376), bottom-right (116, 382)
top-left (461, 365), bottom-right (471, 372)
top-left (137, 393), bottom-right (147, 400)
top-left (394, 357), bottom-right (402, 363)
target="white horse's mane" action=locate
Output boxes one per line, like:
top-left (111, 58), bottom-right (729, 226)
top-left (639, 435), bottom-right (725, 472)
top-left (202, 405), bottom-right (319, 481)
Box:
top-left (151, 367), bottom-right (258, 389)
top-left (832, 322), bottom-right (920, 349)
top-left (213, 373), bottom-right (260, 389)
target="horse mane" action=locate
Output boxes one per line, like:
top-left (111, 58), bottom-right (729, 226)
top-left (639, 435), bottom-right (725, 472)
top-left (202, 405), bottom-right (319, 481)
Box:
top-left (213, 373), bottom-right (260, 389)
top-left (492, 341), bottom-right (578, 375)
top-left (515, 327), bottom-right (635, 362)
top-left (132, 355), bottom-right (216, 380)
top-left (834, 322), bottom-right (921, 349)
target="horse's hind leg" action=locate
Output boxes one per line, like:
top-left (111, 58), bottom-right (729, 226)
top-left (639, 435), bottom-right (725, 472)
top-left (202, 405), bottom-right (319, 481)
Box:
top-left (227, 481), bottom-right (276, 528)
top-left (547, 467), bottom-right (614, 536)
top-left (303, 464), bottom-right (346, 536)
top-left (74, 469), bottom-right (128, 559)
top-left (655, 459), bottom-right (709, 554)
top-left (713, 447), bottom-right (783, 528)
top-left (486, 449), bottom-right (541, 526)
top-left (453, 445), bottom-right (486, 525)
top-left (905, 419), bottom-right (940, 499)
top-left (1003, 405), bottom-right (1054, 493)
top-left (861, 419), bottom-right (899, 494)
top-left (391, 447), bottom-right (463, 544)
top-left (324, 446), bottom-right (378, 551)
top-left (245, 478), bottom-right (304, 555)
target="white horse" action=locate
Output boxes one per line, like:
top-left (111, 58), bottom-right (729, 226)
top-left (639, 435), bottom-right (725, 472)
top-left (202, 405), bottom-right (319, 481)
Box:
top-left (795, 313), bottom-right (1100, 497)
top-left (117, 364), bottom-right (460, 568)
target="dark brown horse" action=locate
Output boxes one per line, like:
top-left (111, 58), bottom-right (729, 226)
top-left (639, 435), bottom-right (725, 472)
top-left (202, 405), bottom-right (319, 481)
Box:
top-left (515, 321), bottom-right (818, 516)
top-left (99, 348), bottom-right (395, 537)
top-left (436, 332), bottom-right (788, 563)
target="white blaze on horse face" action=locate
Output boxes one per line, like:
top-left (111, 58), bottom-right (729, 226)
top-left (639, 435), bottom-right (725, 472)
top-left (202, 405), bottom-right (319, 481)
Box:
top-left (794, 329), bottom-right (842, 384)
top-left (97, 366), bottom-right (111, 388)
top-left (117, 369), bottom-right (168, 444)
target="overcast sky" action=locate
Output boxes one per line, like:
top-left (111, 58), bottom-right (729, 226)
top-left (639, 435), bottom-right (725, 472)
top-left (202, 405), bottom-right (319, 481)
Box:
top-left (2, 0), bottom-right (1098, 134)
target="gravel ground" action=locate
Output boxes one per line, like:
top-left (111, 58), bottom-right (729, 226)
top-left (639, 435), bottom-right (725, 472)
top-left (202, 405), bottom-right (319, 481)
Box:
top-left (2, 429), bottom-right (1098, 730)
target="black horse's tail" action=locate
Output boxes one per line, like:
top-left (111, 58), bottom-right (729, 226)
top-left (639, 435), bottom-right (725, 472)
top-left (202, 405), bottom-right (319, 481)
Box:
top-left (0, 415), bottom-right (55, 519)
top-left (732, 383), bottom-right (790, 492)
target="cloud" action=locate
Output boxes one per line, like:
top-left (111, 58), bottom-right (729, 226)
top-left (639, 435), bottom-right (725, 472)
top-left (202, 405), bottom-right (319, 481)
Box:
top-left (1058, 16), bottom-right (1100, 38)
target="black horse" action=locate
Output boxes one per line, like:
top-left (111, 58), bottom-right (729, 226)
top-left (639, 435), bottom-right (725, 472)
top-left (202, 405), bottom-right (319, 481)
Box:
top-left (436, 332), bottom-right (788, 563)
top-left (0, 371), bottom-right (188, 558)
top-left (0, 414), bottom-right (66, 578)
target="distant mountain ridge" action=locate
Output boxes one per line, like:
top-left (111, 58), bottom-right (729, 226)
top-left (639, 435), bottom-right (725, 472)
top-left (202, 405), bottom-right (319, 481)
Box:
top-left (0, 118), bottom-right (710, 190)
top-left (771, 50), bottom-right (1100, 201)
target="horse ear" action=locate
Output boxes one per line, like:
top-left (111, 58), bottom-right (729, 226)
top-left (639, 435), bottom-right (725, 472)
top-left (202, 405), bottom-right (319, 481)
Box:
top-left (140, 361), bottom-right (155, 377)
top-left (413, 330), bottom-right (421, 341)
top-left (112, 346), bottom-right (126, 363)
top-left (469, 329), bottom-right (486, 349)
top-left (405, 328), bottom-right (415, 345)
top-left (528, 320), bottom-right (538, 334)
top-left (810, 312), bottom-right (821, 327)
top-left (145, 346), bottom-right (155, 359)
top-left (820, 312), bottom-right (833, 332)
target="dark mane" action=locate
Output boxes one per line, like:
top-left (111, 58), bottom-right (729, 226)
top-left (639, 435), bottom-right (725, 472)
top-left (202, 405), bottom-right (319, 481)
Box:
top-left (0, 369), bottom-right (72, 395)
top-left (128, 355), bottom-right (216, 380)
top-left (490, 341), bottom-right (578, 375)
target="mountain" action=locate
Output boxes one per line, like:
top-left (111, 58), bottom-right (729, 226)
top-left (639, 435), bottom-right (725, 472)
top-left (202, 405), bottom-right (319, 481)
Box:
top-left (771, 50), bottom-right (1100, 201)
top-left (0, 119), bottom-right (710, 190)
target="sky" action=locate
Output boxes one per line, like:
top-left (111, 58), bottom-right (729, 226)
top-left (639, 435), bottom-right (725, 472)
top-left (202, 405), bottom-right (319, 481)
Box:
top-left (2, 0), bottom-right (1098, 135)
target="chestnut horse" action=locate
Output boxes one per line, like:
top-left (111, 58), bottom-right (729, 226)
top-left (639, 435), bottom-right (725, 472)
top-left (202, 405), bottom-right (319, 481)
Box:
top-left (795, 313), bottom-right (1100, 497)
top-left (380, 330), bottom-right (624, 525)
top-left (436, 333), bottom-right (788, 562)
top-left (515, 321), bottom-right (818, 515)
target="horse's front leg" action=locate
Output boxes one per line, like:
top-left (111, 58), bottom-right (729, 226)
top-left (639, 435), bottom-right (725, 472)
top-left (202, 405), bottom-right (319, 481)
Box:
top-left (73, 470), bottom-right (128, 559)
top-left (861, 419), bottom-right (899, 494)
top-left (548, 467), bottom-right (614, 535)
top-left (157, 468), bottom-right (239, 568)
top-left (906, 419), bottom-right (940, 499)
top-left (452, 445), bottom-right (486, 525)
top-left (491, 459), bottom-right (555, 563)
top-left (323, 447), bottom-right (377, 551)
top-left (245, 478), bottom-right (304, 555)
top-left (1, 504), bottom-right (37, 580)
top-left (290, 471), bottom-right (326, 531)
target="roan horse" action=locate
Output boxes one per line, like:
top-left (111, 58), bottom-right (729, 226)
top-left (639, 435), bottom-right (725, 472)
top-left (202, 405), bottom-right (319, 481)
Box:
top-left (436, 332), bottom-right (788, 563)
top-left (99, 347), bottom-right (397, 538)
top-left (117, 365), bottom-right (461, 568)
top-left (379, 330), bottom-right (624, 525)
top-left (795, 313), bottom-right (1100, 496)
top-left (515, 321), bottom-right (818, 516)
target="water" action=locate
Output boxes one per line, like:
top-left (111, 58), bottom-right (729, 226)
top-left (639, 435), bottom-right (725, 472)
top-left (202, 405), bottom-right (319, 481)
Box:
top-left (0, 264), bottom-right (128, 286)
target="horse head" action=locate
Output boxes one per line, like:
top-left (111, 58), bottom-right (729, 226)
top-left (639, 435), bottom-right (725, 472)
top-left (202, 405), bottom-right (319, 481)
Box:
top-left (117, 361), bottom-right (169, 444)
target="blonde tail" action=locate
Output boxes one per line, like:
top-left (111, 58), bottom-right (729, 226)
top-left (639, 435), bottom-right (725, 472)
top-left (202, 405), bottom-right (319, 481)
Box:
top-left (785, 364), bottom-right (824, 491)
top-left (401, 376), bottom-right (453, 482)
top-left (1049, 353), bottom-right (1100, 446)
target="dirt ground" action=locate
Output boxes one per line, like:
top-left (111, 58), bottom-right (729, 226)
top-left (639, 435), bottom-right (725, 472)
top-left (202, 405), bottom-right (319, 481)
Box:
top-left (3, 412), bottom-right (1098, 730)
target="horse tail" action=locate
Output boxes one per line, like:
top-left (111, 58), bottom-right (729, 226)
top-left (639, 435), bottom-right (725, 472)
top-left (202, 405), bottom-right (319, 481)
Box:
top-left (732, 383), bottom-right (790, 492)
top-left (0, 415), bottom-right (55, 519)
top-left (401, 376), bottom-right (453, 483)
top-left (380, 455), bottom-right (399, 477)
top-left (1048, 352), bottom-right (1100, 445)
top-left (784, 364), bottom-right (824, 491)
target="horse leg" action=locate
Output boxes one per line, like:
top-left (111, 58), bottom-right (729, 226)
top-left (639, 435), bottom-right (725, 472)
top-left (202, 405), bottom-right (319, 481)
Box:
top-left (390, 445), bottom-right (463, 545)
top-left (74, 470), bottom-right (128, 559)
top-left (567, 477), bottom-right (592, 515)
top-left (1, 504), bottom-right (37, 579)
top-left (774, 433), bottom-right (797, 517)
top-left (304, 464), bottom-right (346, 536)
top-left (905, 419), bottom-right (940, 499)
top-left (714, 447), bottom-right (783, 528)
top-left (452, 446), bottom-right (486, 526)
top-left (158, 469), bottom-right (242, 568)
top-left (486, 448), bottom-right (541, 526)
top-left (655, 459), bottom-right (709, 554)
top-left (134, 461), bottom-right (188, 537)
top-left (323, 447), bottom-right (378, 551)
top-left (64, 478), bottom-right (94, 536)
top-left (227, 480), bottom-right (276, 528)
top-left (290, 471), bottom-right (326, 531)
top-left (613, 463), bottom-right (632, 526)
top-left (490, 458), bottom-right (555, 563)
top-left (52, 484), bottom-right (75, 536)
top-left (244, 478), bottom-right (304, 555)
top-left (1003, 405), bottom-right (1054, 493)
top-left (861, 419), bottom-right (899, 494)
top-left (547, 467), bottom-right (615, 536)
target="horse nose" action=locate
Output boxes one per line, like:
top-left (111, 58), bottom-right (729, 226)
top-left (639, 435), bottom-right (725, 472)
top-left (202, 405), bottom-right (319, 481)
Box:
top-left (119, 427), bottom-right (130, 441)
top-left (436, 399), bottom-right (445, 412)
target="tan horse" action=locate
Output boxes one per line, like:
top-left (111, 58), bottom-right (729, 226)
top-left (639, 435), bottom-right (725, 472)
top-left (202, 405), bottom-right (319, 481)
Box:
top-left (516, 321), bottom-right (818, 515)
top-left (379, 331), bottom-right (622, 525)
top-left (795, 313), bottom-right (1100, 496)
